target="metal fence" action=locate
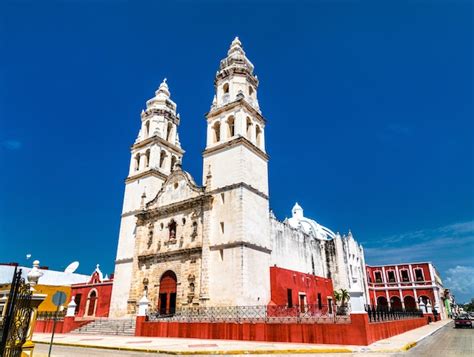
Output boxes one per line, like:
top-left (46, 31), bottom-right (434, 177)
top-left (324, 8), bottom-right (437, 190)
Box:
top-left (36, 311), bottom-right (66, 321)
top-left (364, 305), bottom-right (424, 323)
top-left (148, 304), bottom-right (351, 324)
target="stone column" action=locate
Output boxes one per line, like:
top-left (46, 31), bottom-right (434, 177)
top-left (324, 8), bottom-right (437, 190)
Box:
top-left (199, 202), bottom-right (211, 303)
top-left (21, 293), bottom-right (47, 357)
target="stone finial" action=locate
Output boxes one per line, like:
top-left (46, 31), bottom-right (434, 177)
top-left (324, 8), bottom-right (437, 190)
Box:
top-left (205, 164), bottom-right (212, 190)
top-left (138, 292), bottom-right (149, 316)
top-left (140, 190), bottom-right (147, 210)
top-left (155, 78), bottom-right (170, 97)
top-left (66, 296), bottom-right (77, 317)
top-left (175, 132), bottom-right (181, 147)
top-left (27, 260), bottom-right (43, 291)
top-left (227, 36), bottom-right (245, 56)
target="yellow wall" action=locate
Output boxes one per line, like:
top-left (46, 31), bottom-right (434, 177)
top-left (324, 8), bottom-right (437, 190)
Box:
top-left (0, 284), bottom-right (71, 312)
top-left (34, 284), bottom-right (72, 312)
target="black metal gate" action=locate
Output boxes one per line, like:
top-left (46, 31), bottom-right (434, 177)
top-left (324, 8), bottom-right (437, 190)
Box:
top-left (0, 267), bottom-right (33, 357)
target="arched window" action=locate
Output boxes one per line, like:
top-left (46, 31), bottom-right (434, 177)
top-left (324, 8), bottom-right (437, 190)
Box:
top-left (213, 121), bottom-right (221, 143)
top-left (166, 122), bottom-right (173, 141)
top-left (249, 86), bottom-right (254, 96)
top-left (227, 116), bottom-right (235, 138)
top-left (246, 117), bottom-right (253, 139)
top-left (170, 156), bottom-right (177, 171)
top-left (144, 121), bottom-right (150, 138)
top-left (159, 150), bottom-right (166, 168)
top-left (145, 149), bottom-right (150, 168)
top-left (135, 154), bottom-right (140, 171)
top-left (255, 125), bottom-right (262, 147)
top-left (168, 220), bottom-right (177, 240)
top-left (223, 83), bottom-right (229, 94)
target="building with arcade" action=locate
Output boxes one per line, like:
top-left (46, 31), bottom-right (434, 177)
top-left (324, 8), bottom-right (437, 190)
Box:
top-left (366, 262), bottom-right (447, 319)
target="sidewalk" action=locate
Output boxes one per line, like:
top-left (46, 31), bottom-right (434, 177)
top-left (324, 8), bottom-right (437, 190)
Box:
top-left (32, 319), bottom-right (451, 355)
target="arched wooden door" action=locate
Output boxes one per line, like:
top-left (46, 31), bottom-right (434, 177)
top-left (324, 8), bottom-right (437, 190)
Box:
top-left (404, 296), bottom-right (417, 311)
top-left (390, 296), bottom-right (402, 311)
top-left (158, 271), bottom-right (177, 315)
top-left (87, 290), bottom-right (97, 316)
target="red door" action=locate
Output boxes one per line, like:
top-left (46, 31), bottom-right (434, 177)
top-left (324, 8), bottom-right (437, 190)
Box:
top-left (159, 271), bottom-right (177, 315)
top-left (87, 291), bottom-right (97, 316)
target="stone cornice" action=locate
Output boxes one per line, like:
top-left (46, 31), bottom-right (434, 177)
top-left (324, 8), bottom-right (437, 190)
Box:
top-left (131, 135), bottom-right (185, 155)
top-left (125, 169), bottom-right (168, 184)
top-left (210, 241), bottom-right (271, 254)
top-left (206, 98), bottom-right (266, 125)
top-left (121, 209), bottom-right (142, 218)
top-left (136, 195), bottom-right (213, 224)
top-left (202, 136), bottom-right (269, 162)
top-left (141, 107), bottom-right (180, 125)
top-left (209, 182), bottom-right (268, 200)
top-left (115, 257), bottom-right (133, 264)
top-left (138, 246), bottom-right (202, 264)
top-left (214, 68), bottom-right (259, 88)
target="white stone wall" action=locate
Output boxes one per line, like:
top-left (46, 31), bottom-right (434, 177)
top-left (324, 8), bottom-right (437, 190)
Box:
top-left (203, 146), bottom-right (268, 196)
top-left (270, 218), bottom-right (326, 277)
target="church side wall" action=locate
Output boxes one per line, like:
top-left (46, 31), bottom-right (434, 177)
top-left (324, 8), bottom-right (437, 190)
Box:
top-left (270, 219), bottom-right (325, 277)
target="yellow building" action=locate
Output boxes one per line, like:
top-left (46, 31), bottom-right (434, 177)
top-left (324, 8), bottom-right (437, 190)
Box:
top-left (0, 263), bottom-right (89, 314)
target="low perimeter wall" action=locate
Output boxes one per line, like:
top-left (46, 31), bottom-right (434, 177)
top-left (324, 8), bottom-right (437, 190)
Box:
top-left (34, 316), bottom-right (91, 334)
top-left (136, 314), bottom-right (428, 346)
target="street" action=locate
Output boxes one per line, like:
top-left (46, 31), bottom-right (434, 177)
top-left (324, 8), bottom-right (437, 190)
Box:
top-left (34, 321), bottom-right (472, 357)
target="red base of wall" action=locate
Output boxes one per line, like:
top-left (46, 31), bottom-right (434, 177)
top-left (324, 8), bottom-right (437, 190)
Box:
top-left (136, 314), bottom-right (428, 346)
top-left (34, 317), bottom-right (92, 334)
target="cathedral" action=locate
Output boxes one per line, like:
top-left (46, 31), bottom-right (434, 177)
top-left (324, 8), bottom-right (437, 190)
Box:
top-left (109, 38), bottom-right (367, 317)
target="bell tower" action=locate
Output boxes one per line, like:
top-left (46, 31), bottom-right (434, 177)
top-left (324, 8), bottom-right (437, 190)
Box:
top-left (203, 37), bottom-right (271, 306)
top-left (110, 79), bottom-right (184, 317)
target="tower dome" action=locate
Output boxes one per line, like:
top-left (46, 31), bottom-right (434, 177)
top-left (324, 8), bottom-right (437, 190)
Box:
top-left (287, 203), bottom-right (336, 240)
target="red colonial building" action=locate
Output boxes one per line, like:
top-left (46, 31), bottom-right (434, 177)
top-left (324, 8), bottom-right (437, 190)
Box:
top-left (269, 266), bottom-right (335, 310)
top-left (71, 265), bottom-right (113, 318)
top-left (366, 262), bottom-right (446, 319)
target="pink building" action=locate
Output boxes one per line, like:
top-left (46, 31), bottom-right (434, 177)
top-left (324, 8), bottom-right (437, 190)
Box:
top-left (366, 262), bottom-right (447, 319)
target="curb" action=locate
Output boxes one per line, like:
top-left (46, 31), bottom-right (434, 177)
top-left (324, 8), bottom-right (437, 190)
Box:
top-left (33, 340), bottom-right (353, 354)
top-left (370, 320), bottom-right (451, 354)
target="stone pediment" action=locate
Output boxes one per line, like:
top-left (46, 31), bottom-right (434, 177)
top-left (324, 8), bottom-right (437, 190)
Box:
top-left (146, 168), bottom-right (204, 210)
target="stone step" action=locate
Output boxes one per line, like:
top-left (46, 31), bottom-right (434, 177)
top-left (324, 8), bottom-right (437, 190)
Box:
top-left (72, 318), bottom-right (136, 336)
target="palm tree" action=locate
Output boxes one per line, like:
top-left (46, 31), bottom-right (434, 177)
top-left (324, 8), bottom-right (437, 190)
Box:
top-left (340, 289), bottom-right (350, 308)
top-left (334, 289), bottom-right (351, 315)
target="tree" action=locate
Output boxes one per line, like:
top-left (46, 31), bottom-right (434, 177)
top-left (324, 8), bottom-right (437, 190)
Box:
top-left (461, 298), bottom-right (474, 312)
top-left (340, 289), bottom-right (350, 308)
top-left (334, 288), bottom-right (351, 315)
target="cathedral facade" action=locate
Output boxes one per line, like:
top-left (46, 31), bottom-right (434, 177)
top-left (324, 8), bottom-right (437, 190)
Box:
top-left (109, 38), bottom-right (367, 317)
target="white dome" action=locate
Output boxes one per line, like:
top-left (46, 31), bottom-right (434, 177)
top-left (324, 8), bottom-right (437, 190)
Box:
top-left (287, 203), bottom-right (336, 240)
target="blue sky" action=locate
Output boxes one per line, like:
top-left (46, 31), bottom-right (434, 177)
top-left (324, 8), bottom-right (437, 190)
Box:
top-left (0, 1), bottom-right (472, 302)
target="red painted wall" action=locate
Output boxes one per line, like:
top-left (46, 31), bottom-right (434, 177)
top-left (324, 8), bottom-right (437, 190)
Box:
top-left (34, 317), bottom-right (92, 334)
top-left (269, 267), bottom-right (334, 307)
top-left (71, 281), bottom-right (113, 317)
top-left (136, 314), bottom-right (428, 346)
top-left (366, 263), bottom-right (432, 284)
